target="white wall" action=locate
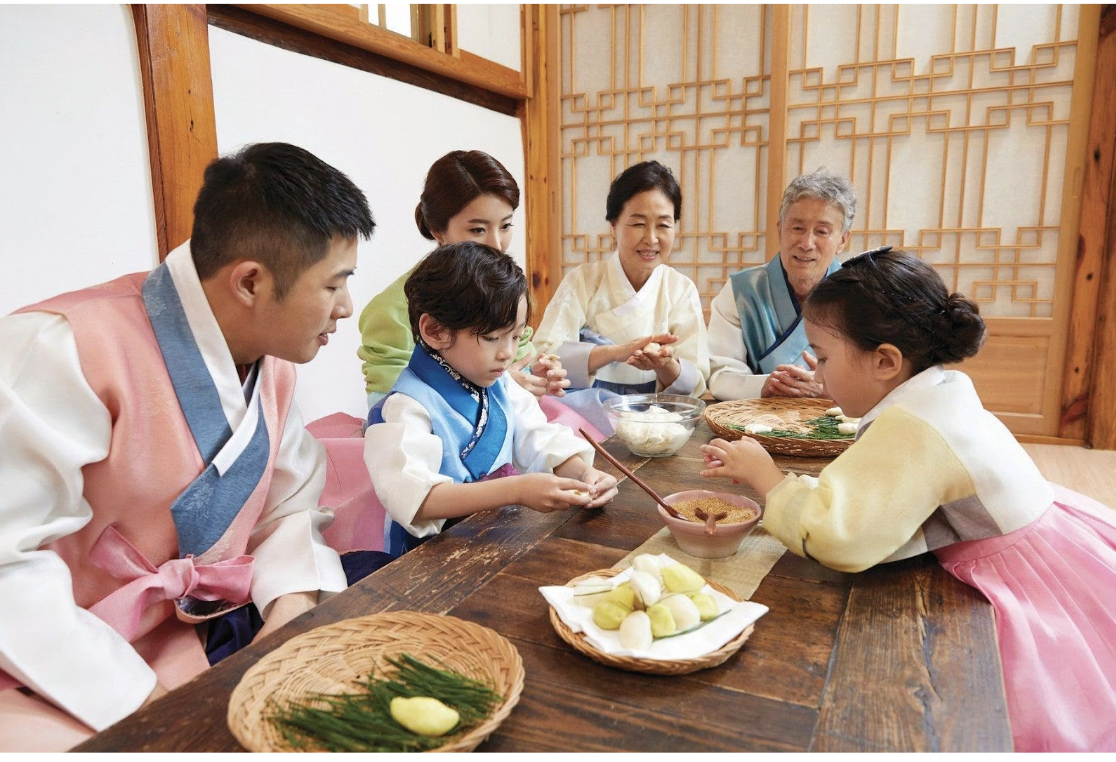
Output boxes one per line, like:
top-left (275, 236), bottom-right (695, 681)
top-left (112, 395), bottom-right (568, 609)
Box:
top-left (0, 5), bottom-right (158, 314)
top-left (208, 27), bottom-right (526, 421)
top-left (0, 6), bottom-right (527, 425)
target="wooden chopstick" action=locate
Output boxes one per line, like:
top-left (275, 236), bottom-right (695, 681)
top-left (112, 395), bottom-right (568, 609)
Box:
top-left (578, 428), bottom-right (682, 518)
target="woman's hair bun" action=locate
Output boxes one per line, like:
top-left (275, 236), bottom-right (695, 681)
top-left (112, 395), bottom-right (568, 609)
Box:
top-left (415, 202), bottom-right (435, 240)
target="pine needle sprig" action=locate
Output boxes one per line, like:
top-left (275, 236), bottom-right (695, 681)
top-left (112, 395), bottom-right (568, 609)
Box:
top-left (266, 652), bottom-right (504, 752)
top-left (730, 415), bottom-right (853, 440)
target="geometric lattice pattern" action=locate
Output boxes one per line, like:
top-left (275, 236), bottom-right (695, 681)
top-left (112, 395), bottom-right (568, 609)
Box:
top-left (560, 4), bottom-right (1083, 319)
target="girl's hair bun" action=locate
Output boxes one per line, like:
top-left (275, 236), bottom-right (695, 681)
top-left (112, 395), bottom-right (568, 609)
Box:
top-left (804, 249), bottom-right (986, 373)
top-left (936, 292), bottom-right (986, 364)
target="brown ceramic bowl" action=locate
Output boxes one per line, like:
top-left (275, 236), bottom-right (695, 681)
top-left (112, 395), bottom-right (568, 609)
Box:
top-left (657, 490), bottom-right (763, 559)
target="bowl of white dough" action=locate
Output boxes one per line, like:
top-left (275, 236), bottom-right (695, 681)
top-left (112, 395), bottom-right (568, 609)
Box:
top-left (604, 394), bottom-right (706, 458)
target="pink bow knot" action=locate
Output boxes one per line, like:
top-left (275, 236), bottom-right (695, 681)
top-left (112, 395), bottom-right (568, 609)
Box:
top-left (154, 556), bottom-right (202, 600)
top-left (87, 525), bottom-right (254, 642)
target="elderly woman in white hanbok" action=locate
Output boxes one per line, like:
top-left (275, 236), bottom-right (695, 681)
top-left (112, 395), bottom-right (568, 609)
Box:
top-left (534, 161), bottom-right (708, 419)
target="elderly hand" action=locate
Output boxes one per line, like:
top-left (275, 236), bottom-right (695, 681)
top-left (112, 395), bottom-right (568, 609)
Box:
top-left (626, 333), bottom-right (682, 388)
top-left (252, 591), bottom-right (317, 645)
top-left (761, 351), bottom-right (824, 398)
top-left (625, 333), bottom-right (678, 371)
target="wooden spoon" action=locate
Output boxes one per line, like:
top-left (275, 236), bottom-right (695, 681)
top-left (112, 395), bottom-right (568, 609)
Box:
top-left (694, 507), bottom-right (728, 537)
top-left (578, 428), bottom-right (683, 519)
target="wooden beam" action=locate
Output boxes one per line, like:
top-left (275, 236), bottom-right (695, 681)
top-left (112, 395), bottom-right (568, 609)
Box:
top-left (765, 5), bottom-right (790, 260)
top-left (207, 5), bottom-right (518, 116)
top-left (445, 4), bottom-right (459, 58)
top-left (235, 4), bottom-right (527, 100)
top-left (131, 4), bottom-right (218, 259)
top-left (1091, 7), bottom-right (1116, 450)
top-left (1054, 5), bottom-right (1105, 442)
top-left (520, 4), bottom-right (562, 328)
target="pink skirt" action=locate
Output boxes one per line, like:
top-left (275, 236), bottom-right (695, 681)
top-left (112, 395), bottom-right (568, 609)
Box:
top-left (935, 485), bottom-right (1116, 752)
top-left (307, 413), bottom-right (386, 554)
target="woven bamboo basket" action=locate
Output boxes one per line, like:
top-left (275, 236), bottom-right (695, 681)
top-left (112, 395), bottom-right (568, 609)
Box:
top-left (227, 611), bottom-right (524, 753)
top-left (704, 398), bottom-right (853, 457)
top-left (548, 569), bottom-right (754, 675)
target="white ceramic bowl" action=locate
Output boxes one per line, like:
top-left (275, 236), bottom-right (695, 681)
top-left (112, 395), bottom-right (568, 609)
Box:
top-left (604, 394), bottom-right (706, 458)
top-left (657, 490), bottom-right (763, 559)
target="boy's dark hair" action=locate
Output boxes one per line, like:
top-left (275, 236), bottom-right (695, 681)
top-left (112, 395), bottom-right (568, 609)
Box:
top-left (803, 248), bottom-right (986, 374)
top-left (605, 160), bottom-right (682, 223)
top-left (415, 150), bottom-right (520, 240)
top-left (405, 242), bottom-right (530, 343)
top-left (191, 142), bottom-right (375, 299)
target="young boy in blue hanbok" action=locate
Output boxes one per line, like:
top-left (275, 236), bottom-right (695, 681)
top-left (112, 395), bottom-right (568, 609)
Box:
top-left (365, 242), bottom-right (618, 557)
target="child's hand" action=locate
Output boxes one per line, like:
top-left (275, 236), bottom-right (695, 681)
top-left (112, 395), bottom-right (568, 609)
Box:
top-left (699, 437), bottom-right (786, 497)
top-left (510, 354), bottom-right (548, 398)
top-left (533, 355), bottom-right (570, 397)
top-left (513, 473), bottom-right (594, 512)
top-left (579, 467), bottom-right (618, 508)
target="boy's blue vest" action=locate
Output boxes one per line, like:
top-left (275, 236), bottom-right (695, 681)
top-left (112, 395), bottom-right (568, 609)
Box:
top-left (368, 345), bottom-right (517, 556)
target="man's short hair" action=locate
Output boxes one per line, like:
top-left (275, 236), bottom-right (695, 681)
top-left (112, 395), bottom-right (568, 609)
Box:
top-left (191, 143), bottom-right (375, 298)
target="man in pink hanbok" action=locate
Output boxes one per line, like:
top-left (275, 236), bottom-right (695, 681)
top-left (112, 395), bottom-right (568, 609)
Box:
top-left (0, 143), bottom-right (379, 751)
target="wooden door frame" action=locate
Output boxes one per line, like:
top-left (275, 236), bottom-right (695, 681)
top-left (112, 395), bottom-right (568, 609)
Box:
top-left (520, 4), bottom-right (561, 325)
top-left (1065, 5), bottom-right (1116, 449)
top-left (131, 4), bottom-right (218, 259)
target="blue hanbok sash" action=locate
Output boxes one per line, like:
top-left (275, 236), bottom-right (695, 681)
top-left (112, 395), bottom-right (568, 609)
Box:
top-left (730, 256), bottom-right (841, 374)
top-left (142, 263), bottom-right (271, 561)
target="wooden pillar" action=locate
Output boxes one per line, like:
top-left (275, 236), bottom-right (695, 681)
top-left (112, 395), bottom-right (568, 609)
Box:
top-left (1063, 6), bottom-right (1116, 448)
top-left (765, 4), bottom-right (791, 259)
top-left (131, 4), bottom-right (218, 259)
top-left (520, 4), bottom-right (561, 327)
top-left (1090, 7), bottom-right (1116, 450)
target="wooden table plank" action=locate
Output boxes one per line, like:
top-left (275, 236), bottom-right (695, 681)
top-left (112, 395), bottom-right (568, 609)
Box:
top-left (475, 639), bottom-right (818, 753)
top-left (813, 555), bottom-right (1013, 752)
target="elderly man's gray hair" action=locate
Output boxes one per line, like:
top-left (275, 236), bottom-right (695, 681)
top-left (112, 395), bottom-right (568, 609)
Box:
top-left (778, 168), bottom-right (857, 234)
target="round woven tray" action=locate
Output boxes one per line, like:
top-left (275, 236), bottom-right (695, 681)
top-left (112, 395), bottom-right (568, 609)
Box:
top-left (704, 398), bottom-right (853, 457)
top-left (227, 611), bottom-right (524, 753)
top-left (548, 569), bottom-right (754, 675)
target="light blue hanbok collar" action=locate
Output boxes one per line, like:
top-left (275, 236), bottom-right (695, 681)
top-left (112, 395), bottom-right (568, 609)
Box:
top-left (732, 256), bottom-right (842, 374)
top-left (407, 341), bottom-right (509, 481)
top-left (141, 243), bottom-right (270, 557)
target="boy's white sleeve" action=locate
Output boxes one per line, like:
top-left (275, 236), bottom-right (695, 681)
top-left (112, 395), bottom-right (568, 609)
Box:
top-left (364, 394), bottom-right (452, 538)
top-left (0, 312), bottom-right (157, 731)
top-left (508, 381), bottom-right (595, 474)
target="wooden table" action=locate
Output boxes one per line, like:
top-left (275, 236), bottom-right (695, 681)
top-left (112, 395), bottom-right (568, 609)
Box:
top-left (76, 424), bottom-right (1013, 752)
